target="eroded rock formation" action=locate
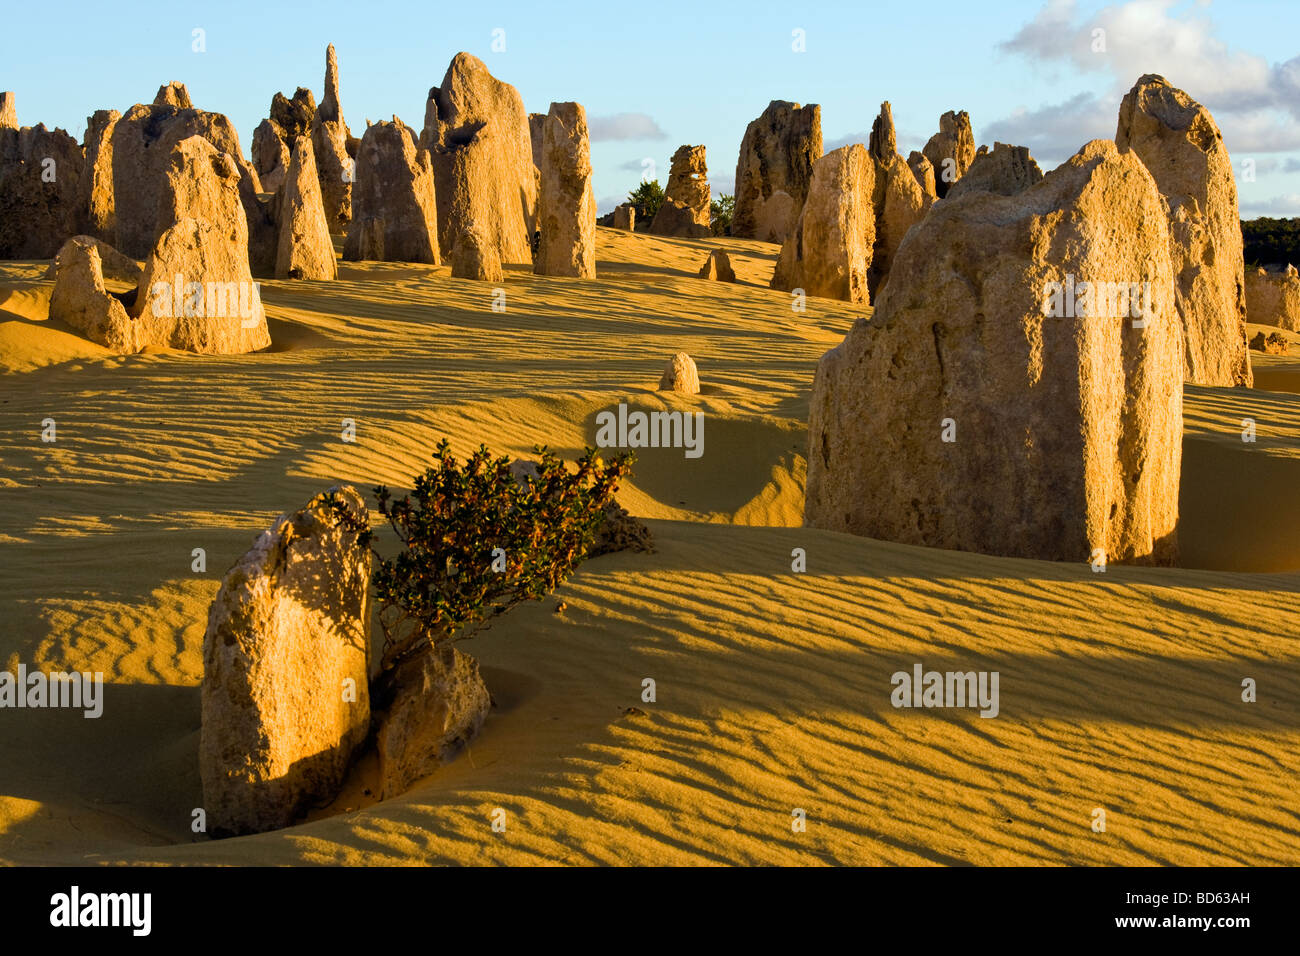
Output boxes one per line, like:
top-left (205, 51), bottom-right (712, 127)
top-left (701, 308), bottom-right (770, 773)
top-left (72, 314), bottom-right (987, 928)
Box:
top-left (732, 100), bottom-right (821, 242)
top-left (806, 140), bottom-right (1183, 565)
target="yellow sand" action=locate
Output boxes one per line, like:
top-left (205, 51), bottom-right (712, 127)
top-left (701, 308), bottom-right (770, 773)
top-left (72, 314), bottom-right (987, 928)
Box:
top-left (0, 229), bottom-right (1297, 865)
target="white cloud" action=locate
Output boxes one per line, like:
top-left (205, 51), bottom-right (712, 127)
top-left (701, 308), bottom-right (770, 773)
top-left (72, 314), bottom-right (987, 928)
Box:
top-left (993, 0), bottom-right (1300, 161)
top-left (588, 113), bottom-right (667, 142)
top-left (614, 157), bottom-right (654, 172)
top-left (981, 91), bottom-right (1117, 166)
top-left (1240, 193), bottom-right (1300, 217)
top-left (824, 128), bottom-right (931, 156)
top-left (825, 131), bottom-right (869, 152)
top-left (596, 194), bottom-right (627, 216)
top-left (1217, 112), bottom-right (1300, 154)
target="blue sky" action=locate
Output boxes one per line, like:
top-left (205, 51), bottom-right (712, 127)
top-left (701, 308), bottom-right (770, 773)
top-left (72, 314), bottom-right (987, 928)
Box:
top-left (2, 0), bottom-right (1297, 216)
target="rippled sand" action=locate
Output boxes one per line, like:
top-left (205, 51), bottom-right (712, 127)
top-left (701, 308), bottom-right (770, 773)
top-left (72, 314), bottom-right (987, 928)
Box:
top-left (0, 228), bottom-right (1297, 864)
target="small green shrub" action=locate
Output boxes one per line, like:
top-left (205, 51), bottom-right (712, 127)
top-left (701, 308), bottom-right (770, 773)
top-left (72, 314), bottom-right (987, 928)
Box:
top-left (710, 193), bottom-right (734, 236)
top-left (627, 179), bottom-right (666, 222)
top-left (343, 440), bottom-right (632, 671)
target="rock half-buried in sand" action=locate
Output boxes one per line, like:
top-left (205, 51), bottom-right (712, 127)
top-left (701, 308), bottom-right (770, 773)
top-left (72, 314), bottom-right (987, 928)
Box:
top-left (44, 234), bottom-right (140, 283)
top-left (806, 140), bottom-right (1183, 566)
top-left (48, 236), bottom-right (139, 352)
top-left (698, 249), bottom-right (736, 282)
top-left (275, 135), bottom-right (337, 280)
top-left (659, 351), bottom-right (700, 394)
top-left (373, 643), bottom-right (491, 799)
top-left (343, 118), bottom-right (440, 264)
top-left (1116, 74), bottom-right (1251, 387)
top-left (200, 486), bottom-right (372, 837)
top-left (534, 101), bottom-right (596, 278)
top-left (613, 203), bottom-right (635, 231)
top-left (770, 144), bottom-right (875, 304)
top-left (130, 135), bottom-right (271, 354)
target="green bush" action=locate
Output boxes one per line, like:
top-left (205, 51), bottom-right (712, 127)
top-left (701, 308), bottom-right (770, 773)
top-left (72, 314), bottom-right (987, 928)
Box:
top-left (627, 179), bottom-right (666, 222)
top-left (710, 194), bottom-right (734, 236)
top-left (342, 440), bottom-right (632, 671)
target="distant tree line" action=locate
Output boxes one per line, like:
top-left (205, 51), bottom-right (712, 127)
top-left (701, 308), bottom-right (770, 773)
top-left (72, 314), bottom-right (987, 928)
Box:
top-left (1241, 217), bottom-right (1300, 267)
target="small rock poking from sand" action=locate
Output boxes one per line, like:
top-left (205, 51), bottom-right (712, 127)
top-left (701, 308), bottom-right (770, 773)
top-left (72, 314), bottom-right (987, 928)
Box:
top-left (48, 236), bottom-right (139, 352)
top-left (1250, 331), bottom-right (1290, 355)
top-left (373, 643), bottom-right (491, 799)
top-left (659, 352), bottom-right (700, 394)
top-left (698, 249), bottom-right (736, 282)
top-left (591, 500), bottom-right (655, 555)
top-left (613, 203), bottom-right (635, 231)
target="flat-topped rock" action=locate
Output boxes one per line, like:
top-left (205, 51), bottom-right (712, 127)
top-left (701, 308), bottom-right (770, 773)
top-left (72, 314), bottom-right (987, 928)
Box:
top-left (807, 140), bottom-right (1183, 565)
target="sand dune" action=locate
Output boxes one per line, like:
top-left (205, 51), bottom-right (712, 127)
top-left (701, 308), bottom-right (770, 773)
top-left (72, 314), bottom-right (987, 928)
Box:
top-left (1, 228), bottom-right (1297, 865)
